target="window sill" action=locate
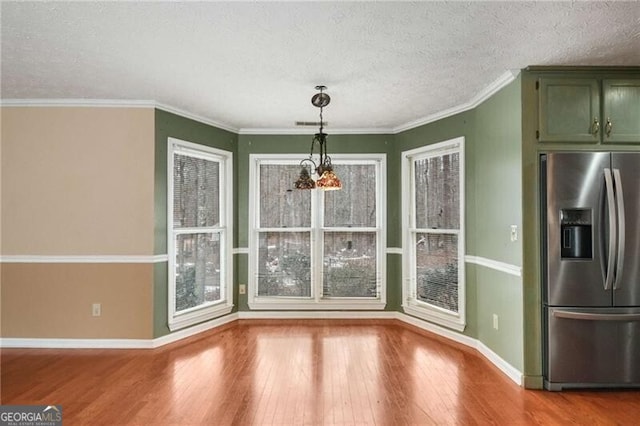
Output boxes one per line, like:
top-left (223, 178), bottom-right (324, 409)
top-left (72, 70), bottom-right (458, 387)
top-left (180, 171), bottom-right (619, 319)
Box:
top-left (169, 303), bottom-right (234, 332)
top-left (248, 300), bottom-right (386, 311)
top-left (402, 304), bottom-right (466, 332)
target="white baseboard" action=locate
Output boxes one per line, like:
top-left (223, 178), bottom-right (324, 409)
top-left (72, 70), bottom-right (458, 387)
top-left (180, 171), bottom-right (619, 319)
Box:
top-left (395, 311), bottom-right (477, 347)
top-left (475, 340), bottom-right (523, 385)
top-left (0, 313), bottom-right (239, 350)
top-left (0, 337), bottom-right (154, 349)
top-left (1, 311), bottom-right (522, 385)
top-left (395, 312), bottom-right (522, 385)
top-left (153, 312), bottom-right (239, 347)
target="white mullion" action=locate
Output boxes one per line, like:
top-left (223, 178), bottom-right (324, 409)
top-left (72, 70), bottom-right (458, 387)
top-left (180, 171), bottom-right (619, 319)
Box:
top-left (313, 189), bottom-right (323, 302)
top-left (168, 141), bottom-right (176, 320)
top-left (219, 157), bottom-right (226, 228)
top-left (248, 155), bottom-right (258, 303)
top-left (409, 232), bottom-right (418, 301)
top-left (410, 161), bottom-right (417, 301)
top-left (403, 158), bottom-right (414, 305)
top-left (376, 156), bottom-right (385, 301)
top-left (218, 157), bottom-right (226, 303)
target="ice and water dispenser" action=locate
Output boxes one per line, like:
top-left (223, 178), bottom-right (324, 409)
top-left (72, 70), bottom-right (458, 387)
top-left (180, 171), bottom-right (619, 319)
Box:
top-left (560, 209), bottom-right (592, 259)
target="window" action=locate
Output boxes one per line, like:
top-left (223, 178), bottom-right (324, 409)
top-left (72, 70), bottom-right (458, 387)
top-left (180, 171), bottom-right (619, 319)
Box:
top-left (402, 137), bottom-right (465, 331)
top-left (168, 138), bottom-right (233, 331)
top-left (249, 154), bottom-right (386, 310)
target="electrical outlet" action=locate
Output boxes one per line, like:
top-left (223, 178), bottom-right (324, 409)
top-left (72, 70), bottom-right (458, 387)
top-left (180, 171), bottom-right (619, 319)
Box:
top-left (92, 303), bottom-right (101, 317)
top-left (239, 284), bottom-right (246, 295)
top-left (492, 314), bottom-right (499, 330)
top-left (510, 225), bottom-right (518, 242)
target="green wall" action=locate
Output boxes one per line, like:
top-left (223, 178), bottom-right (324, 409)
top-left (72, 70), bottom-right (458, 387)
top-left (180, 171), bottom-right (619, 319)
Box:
top-left (474, 78), bottom-right (523, 266)
top-left (474, 265), bottom-right (523, 368)
top-left (153, 109), bottom-right (238, 337)
top-left (472, 76), bottom-right (523, 370)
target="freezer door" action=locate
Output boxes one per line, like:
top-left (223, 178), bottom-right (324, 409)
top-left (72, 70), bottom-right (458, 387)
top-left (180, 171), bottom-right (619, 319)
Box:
top-left (612, 153), bottom-right (640, 307)
top-left (545, 307), bottom-right (640, 390)
top-left (544, 153), bottom-right (612, 307)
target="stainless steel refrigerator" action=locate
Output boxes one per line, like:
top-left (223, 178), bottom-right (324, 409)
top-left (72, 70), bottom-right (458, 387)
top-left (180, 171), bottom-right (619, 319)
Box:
top-left (541, 152), bottom-right (640, 391)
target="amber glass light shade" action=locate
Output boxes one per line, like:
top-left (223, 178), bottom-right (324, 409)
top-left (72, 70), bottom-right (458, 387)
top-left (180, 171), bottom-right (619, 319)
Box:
top-left (315, 170), bottom-right (342, 191)
top-left (294, 167), bottom-right (316, 190)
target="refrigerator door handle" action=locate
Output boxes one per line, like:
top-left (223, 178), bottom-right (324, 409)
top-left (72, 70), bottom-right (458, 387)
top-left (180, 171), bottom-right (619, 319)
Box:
top-left (613, 168), bottom-right (625, 290)
top-left (603, 168), bottom-right (617, 291)
top-left (553, 310), bottom-right (640, 321)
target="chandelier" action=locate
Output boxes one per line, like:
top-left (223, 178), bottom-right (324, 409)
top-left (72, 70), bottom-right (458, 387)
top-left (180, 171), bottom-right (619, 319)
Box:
top-left (294, 85), bottom-right (342, 191)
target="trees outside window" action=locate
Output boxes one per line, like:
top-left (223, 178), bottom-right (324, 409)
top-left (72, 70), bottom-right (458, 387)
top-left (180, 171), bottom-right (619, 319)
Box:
top-left (168, 138), bottom-right (233, 330)
top-left (248, 154), bottom-right (386, 310)
top-left (402, 137), bottom-right (466, 331)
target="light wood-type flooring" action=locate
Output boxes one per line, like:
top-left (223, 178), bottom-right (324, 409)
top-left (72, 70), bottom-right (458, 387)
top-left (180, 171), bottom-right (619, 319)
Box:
top-left (2, 320), bottom-right (639, 425)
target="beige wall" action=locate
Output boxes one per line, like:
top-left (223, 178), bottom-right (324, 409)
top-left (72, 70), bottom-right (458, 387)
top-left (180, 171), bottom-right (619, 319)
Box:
top-left (1, 107), bottom-right (155, 255)
top-left (1, 263), bottom-right (153, 338)
top-left (1, 107), bottom-right (156, 339)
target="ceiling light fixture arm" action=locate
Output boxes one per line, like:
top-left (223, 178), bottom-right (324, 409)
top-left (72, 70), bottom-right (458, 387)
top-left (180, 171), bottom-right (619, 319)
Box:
top-left (294, 85), bottom-right (342, 191)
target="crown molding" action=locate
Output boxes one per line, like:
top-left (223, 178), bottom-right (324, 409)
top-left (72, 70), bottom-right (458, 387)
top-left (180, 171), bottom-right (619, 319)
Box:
top-left (0, 69), bottom-right (520, 137)
top-left (392, 69), bottom-right (521, 134)
top-left (154, 102), bottom-right (238, 133)
top-left (0, 98), bottom-right (239, 134)
top-left (238, 127), bottom-right (394, 135)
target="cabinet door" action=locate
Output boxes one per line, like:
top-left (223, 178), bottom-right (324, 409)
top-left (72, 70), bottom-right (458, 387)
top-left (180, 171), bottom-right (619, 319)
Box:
top-left (538, 78), bottom-right (600, 143)
top-left (603, 79), bottom-right (640, 143)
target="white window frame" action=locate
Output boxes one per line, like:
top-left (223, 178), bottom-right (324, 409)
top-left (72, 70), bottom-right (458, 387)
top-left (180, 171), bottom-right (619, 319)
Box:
top-left (167, 137), bottom-right (233, 331)
top-left (248, 153), bottom-right (386, 310)
top-left (401, 137), bottom-right (466, 332)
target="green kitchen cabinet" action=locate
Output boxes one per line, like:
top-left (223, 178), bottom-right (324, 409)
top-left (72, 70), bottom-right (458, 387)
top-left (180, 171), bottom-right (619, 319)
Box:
top-left (537, 78), bottom-right (600, 143)
top-left (538, 77), bottom-right (640, 144)
top-left (602, 79), bottom-right (640, 143)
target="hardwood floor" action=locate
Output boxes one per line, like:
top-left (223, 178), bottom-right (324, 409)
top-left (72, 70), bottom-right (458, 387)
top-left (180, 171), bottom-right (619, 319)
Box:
top-left (2, 320), bottom-right (639, 425)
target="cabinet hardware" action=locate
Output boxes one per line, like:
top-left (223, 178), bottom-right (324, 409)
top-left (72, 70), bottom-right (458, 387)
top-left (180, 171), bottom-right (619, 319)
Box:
top-left (591, 117), bottom-right (600, 136)
top-left (605, 117), bottom-right (613, 137)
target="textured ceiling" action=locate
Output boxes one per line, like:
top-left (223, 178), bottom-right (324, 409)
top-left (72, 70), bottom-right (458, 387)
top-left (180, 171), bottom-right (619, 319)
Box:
top-left (1, 1), bottom-right (639, 132)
